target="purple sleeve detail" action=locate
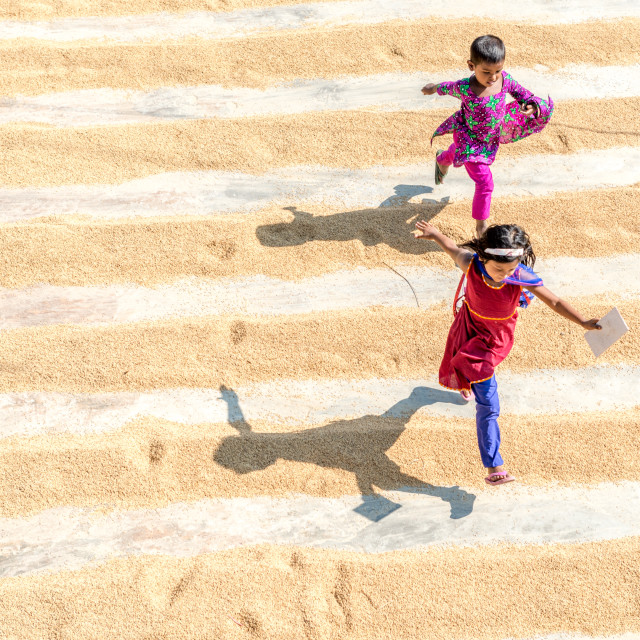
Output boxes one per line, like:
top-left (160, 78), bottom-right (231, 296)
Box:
top-left (436, 80), bottom-right (463, 99)
top-left (504, 73), bottom-right (534, 104)
top-left (514, 263), bottom-right (544, 286)
top-left (515, 263), bottom-right (543, 308)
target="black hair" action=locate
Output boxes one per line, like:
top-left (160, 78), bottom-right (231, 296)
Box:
top-left (460, 224), bottom-right (536, 268)
top-left (470, 35), bottom-right (506, 65)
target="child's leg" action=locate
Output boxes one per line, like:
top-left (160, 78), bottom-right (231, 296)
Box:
top-left (464, 162), bottom-right (493, 236)
top-left (471, 375), bottom-right (504, 469)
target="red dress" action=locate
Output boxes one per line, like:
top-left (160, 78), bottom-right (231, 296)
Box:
top-left (439, 258), bottom-right (521, 392)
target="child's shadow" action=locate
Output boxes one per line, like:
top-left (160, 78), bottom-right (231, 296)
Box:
top-left (255, 186), bottom-right (449, 255)
top-left (215, 385), bottom-right (475, 522)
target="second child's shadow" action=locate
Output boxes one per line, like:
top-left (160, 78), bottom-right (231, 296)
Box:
top-left (215, 385), bottom-right (476, 522)
top-left (255, 186), bottom-right (450, 255)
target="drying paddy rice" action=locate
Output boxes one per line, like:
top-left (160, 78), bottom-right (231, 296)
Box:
top-left (0, 0), bottom-right (638, 638)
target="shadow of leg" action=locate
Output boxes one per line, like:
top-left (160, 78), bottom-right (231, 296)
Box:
top-left (392, 470), bottom-right (477, 520)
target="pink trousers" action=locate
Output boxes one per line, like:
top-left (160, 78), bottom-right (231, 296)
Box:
top-left (438, 142), bottom-right (494, 221)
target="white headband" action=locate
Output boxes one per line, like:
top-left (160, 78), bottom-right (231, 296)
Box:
top-left (485, 248), bottom-right (524, 257)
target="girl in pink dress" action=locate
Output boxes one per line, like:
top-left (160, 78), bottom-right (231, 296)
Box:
top-left (421, 35), bottom-right (553, 237)
top-left (414, 221), bottom-right (601, 485)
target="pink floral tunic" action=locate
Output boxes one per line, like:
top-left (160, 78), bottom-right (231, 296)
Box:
top-left (431, 71), bottom-right (554, 167)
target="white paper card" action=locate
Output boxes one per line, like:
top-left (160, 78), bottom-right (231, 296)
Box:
top-left (585, 307), bottom-right (629, 358)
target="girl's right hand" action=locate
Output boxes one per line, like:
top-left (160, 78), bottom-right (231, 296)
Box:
top-left (414, 220), bottom-right (438, 239)
top-left (422, 83), bottom-right (437, 95)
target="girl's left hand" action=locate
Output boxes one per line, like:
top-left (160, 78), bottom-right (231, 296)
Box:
top-left (582, 318), bottom-right (602, 330)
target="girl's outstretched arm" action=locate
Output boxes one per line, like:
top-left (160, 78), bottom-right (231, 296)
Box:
top-left (422, 80), bottom-right (463, 98)
top-left (525, 285), bottom-right (601, 330)
top-left (414, 221), bottom-right (472, 271)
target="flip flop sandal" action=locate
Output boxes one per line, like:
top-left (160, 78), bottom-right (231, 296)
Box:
top-left (485, 471), bottom-right (516, 486)
top-left (434, 152), bottom-right (447, 185)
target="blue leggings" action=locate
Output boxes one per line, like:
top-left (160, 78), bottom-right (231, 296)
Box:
top-left (471, 375), bottom-right (504, 468)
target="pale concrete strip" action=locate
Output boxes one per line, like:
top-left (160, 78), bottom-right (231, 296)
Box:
top-left (0, 365), bottom-right (638, 439)
top-left (0, 254), bottom-right (638, 329)
top-left (1, 482), bottom-right (640, 577)
top-left (0, 268), bottom-right (457, 328)
top-left (1, 0), bottom-right (637, 43)
top-left (1, 147), bottom-right (639, 223)
top-left (1, 65), bottom-right (636, 126)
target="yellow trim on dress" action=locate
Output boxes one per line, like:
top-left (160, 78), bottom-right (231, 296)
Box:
top-left (438, 372), bottom-right (495, 394)
top-left (481, 273), bottom-right (506, 289)
top-left (439, 380), bottom-right (472, 393)
top-left (464, 299), bottom-right (517, 322)
top-left (465, 259), bottom-right (473, 276)
top-left (470, 374), bottom-right (495, 385)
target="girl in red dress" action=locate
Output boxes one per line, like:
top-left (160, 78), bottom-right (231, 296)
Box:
top-left (414, 221), bottom-right (601, 485)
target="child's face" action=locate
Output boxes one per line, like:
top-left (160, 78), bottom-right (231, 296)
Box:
top-left (483, 258), bottom-right (519, 282)
top-left (467, 60), bottom-right (504, 88)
